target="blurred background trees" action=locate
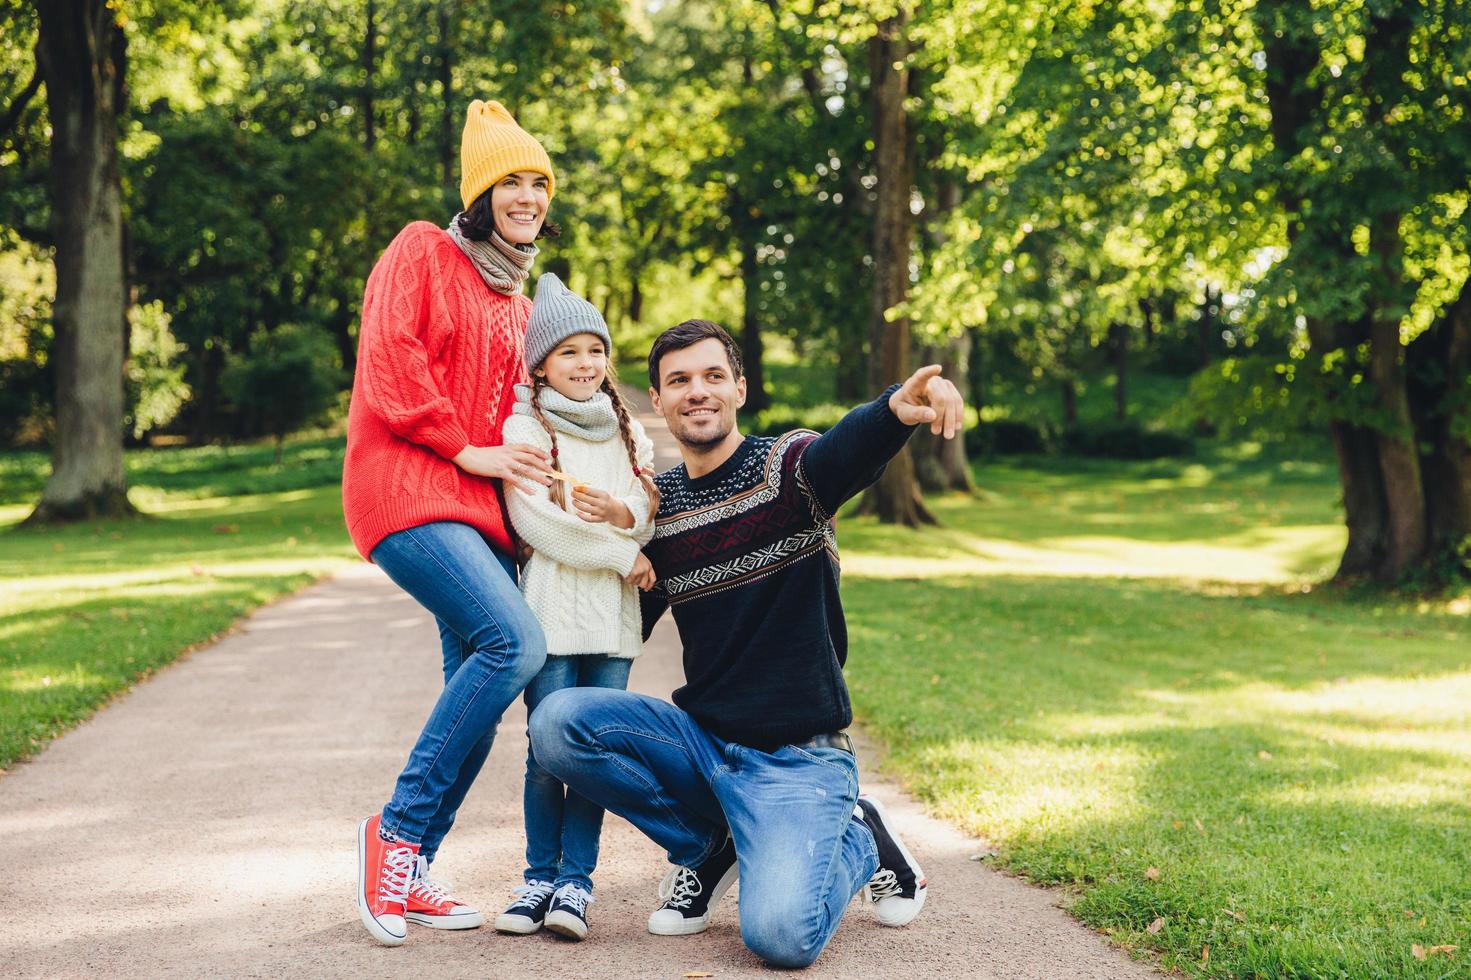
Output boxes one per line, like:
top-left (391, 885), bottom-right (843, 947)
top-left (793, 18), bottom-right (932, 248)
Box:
top-left (1, 0), bottom-right (1468, 580)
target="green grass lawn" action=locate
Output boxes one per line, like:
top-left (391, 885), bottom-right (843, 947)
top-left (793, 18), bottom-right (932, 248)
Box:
top-left (839, 448), bottom-right (1471, 978)
top-left (0, 437), bottom-right (357, 769)
top-left (5, 431), bottom-right (1468, 977)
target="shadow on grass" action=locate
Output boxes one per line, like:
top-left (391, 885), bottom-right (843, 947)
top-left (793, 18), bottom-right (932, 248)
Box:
top-left (845, 574), bottom-right (1470, 978)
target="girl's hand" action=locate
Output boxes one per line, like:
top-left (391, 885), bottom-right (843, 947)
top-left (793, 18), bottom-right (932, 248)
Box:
top-left (453, 444), bottom-right (555, 493)
top-left (572, 485), bottom-right (636, 528)
top-left (624, 552), bottom-right (657, 590)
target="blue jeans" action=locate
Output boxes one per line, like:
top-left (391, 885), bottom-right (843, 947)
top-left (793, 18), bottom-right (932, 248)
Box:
top-left (530, 689), bottom-right (878, 968)
top-left (522, 654), bottom-right (633, 891)
top-left (371, 521), bottom-right (547, 864)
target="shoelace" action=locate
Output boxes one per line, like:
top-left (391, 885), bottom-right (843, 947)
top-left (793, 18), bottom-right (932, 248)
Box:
top-left (411, 875), bottom-right (453, 905)
top-left (865, 868), bottom-right (903, 902)
top-left (377, 844), bottom-right (417, 907)
top-left (510, 880), bottom-right (556, 910)
top-left (556, 884), bottom-right (594, 916)
top-left (657, 866), bottom-right (703, 910)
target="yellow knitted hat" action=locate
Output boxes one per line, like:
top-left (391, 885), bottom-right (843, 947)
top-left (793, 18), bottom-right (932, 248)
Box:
top-left (459, 100), bottom-right (556, 209)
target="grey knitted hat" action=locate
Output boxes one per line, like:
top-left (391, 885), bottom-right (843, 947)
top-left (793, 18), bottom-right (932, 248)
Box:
top-left (524, 273), bottom-right (612, 372)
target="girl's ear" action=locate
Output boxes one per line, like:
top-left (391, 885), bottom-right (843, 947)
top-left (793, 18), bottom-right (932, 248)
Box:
top-left (533, 367), bottom-right (545, 379)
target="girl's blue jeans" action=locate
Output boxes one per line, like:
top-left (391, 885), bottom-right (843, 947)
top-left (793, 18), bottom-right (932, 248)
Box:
top-left (370, 521), bottom-right (547, 865)
top-left (521, 654), bottom-right (633, 890)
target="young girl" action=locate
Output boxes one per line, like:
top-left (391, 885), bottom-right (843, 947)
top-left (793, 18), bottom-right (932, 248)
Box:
top-left (493, 272), bottom-right (659, 941)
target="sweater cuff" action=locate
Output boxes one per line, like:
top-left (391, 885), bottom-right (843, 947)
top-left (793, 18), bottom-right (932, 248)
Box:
top-left (611, 536), bottom-right (640, 577)
top-left (421, 422), bottom-right (471, 461)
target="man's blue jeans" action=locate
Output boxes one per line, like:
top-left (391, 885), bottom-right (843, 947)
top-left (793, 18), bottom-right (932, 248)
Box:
top-left (371, 521), bottom-right (547, 864)
top-left (522, 654), bottom-right (633, 891)
top-left (530, 688), bottom-right (879, 968)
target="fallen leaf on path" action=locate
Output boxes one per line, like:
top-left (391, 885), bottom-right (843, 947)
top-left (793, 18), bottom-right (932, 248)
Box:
top-left (1223, 909), bottom-right (1244, 921)
top-left (1145, 866), bottom-right (1161, 881)
top-left (1429, 945), bottom-right (1458, 958)
top-left (1201, 944), bottom-right (1210, 965)
top-left (1194, 817), bottom-right (1205, 833)
top-left (684, 973), bottom-right (714, 978)
top-left (1172, 820), bottom-right (1184, 830)
top-left (1413, 944), bottom-right (1428, 961)
top-left (1146, 917), bottom-right (1165, 935)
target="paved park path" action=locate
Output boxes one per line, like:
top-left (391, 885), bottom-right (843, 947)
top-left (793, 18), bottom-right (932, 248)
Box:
top-left (4, 392), bottom-right (1159, 979)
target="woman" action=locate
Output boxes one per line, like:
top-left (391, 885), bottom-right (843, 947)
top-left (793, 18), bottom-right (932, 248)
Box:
top-left (342, 99), bottom-right (560, 947)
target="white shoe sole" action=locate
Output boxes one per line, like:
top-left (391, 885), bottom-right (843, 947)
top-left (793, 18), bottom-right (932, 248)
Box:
top-left (859, 796), bottom-right (928, 927)
top-left (647, 860), bottom-right (740, 936)
top-left (356, 819), bottom-right (407, 946)
top-left (544, 909), bottom-right (588, 940)
top-left (405, 909), bottom-right (484, 930)
top-left (493, 912), bottom-right (543, 935)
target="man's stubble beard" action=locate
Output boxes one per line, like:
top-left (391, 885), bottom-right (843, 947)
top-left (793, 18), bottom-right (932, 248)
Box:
top-left (671, 414), bottom-right (734, 450)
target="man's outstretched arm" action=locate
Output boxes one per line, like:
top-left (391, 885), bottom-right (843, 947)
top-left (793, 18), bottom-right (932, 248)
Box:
top-left (799, 365), bottom-right (965, 517)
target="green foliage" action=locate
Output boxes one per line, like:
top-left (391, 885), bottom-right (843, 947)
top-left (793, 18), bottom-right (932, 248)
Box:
top-left (745, 402), bottom-right (849, 437)
top-left (125, 301), bottom-right (190, 440)
top-left (220, 325), bottom-right (344, 449)
top-left (1059, 423), bottom-right (1193, 460)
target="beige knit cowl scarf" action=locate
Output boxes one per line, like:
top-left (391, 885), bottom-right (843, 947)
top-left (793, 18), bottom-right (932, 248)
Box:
top-left (446, 214), bottom-right (538, 296)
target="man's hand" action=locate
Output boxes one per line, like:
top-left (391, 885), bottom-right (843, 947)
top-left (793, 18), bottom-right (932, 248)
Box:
top-left (889, 364), bottom-right (964, 438)
top-left (572, 485), bottom-right (636, 529)
top-left (624, 551), bottom-right (657, 590)
top-left (453, 443), bottom-right (555, 493)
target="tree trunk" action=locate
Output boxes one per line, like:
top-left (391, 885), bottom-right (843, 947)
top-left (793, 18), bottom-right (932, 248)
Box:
top-left (1365, 214), bottom-right (1427, 579)
top-left (914, 333), bottom-right (974, 493)
top-left (628, 275), bottom-right (643, 325)
top-left (740, 233), bottom-right (770, 413)
top-left (1060, 379), bottom-right (1078, 425)
top-left (857, 6), bottom-right (932, 526)
top-left (1108, 320), bottom-right (1128, 421)
top-left (1198, 284), bottom-right (1220, 367)
top-left (1138, 298), bottom-right (1156, 346)
top-left (26, 0), bottom-right (136, 523)
top-left (1408, 278), bottom-right (1471, 566)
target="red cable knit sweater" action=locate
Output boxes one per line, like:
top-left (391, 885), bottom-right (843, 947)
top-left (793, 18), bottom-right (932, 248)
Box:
top-left (342, 221), bottom-right (530, 561)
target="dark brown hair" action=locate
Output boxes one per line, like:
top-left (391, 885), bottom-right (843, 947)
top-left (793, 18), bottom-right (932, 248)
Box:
top-left (646, 319), bottom-right (743, 391)
top-left (457, 184), bottom-right (562, 242)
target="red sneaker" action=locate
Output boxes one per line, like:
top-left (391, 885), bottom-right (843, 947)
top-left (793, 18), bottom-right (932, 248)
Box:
top-left (356, 814), bottom-right (420, 946)
top-left (406, 856), bottom-right (485, 930)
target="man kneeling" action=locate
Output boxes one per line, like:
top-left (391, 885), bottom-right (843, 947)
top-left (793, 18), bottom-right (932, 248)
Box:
top-left (530, 320), bottom-right (962, 967)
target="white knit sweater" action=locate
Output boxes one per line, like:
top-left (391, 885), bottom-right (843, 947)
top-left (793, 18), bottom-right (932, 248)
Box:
top-left (502, 413), bottom-right (656, 658)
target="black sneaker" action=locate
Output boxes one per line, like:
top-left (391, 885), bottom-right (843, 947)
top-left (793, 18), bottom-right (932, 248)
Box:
top-left (493, 880), bottom-right (556, 934)
top-left (855, 796), bottom-right (927, 926)
top-left (646, 835), bottom-right (739, 935)
top-left (544, 883), bottom-right (594, 941)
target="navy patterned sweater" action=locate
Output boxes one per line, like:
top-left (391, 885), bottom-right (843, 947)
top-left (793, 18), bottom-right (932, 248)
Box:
top-left (640, 385), bottom-right (912, 748)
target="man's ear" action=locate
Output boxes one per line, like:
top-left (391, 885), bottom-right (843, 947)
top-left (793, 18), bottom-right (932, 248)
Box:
top-left (734, 376), bottom-right (747, 411)
top-left (650, 386), bottom-right (663, 416)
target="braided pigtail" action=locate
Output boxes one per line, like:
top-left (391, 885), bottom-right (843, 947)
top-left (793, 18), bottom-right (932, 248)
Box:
top-left (529, 378), bottom-right (569, 511)
top-left (602, 369), bottom-right (660, 521)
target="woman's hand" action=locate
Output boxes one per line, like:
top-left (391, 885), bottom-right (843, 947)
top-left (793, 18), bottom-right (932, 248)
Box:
top-left (572, 485), bottom-right (636, 529)
top-left (453, 443), bottom-right (555, 493)
top-left (624, 552), bottom-right (657, 590)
